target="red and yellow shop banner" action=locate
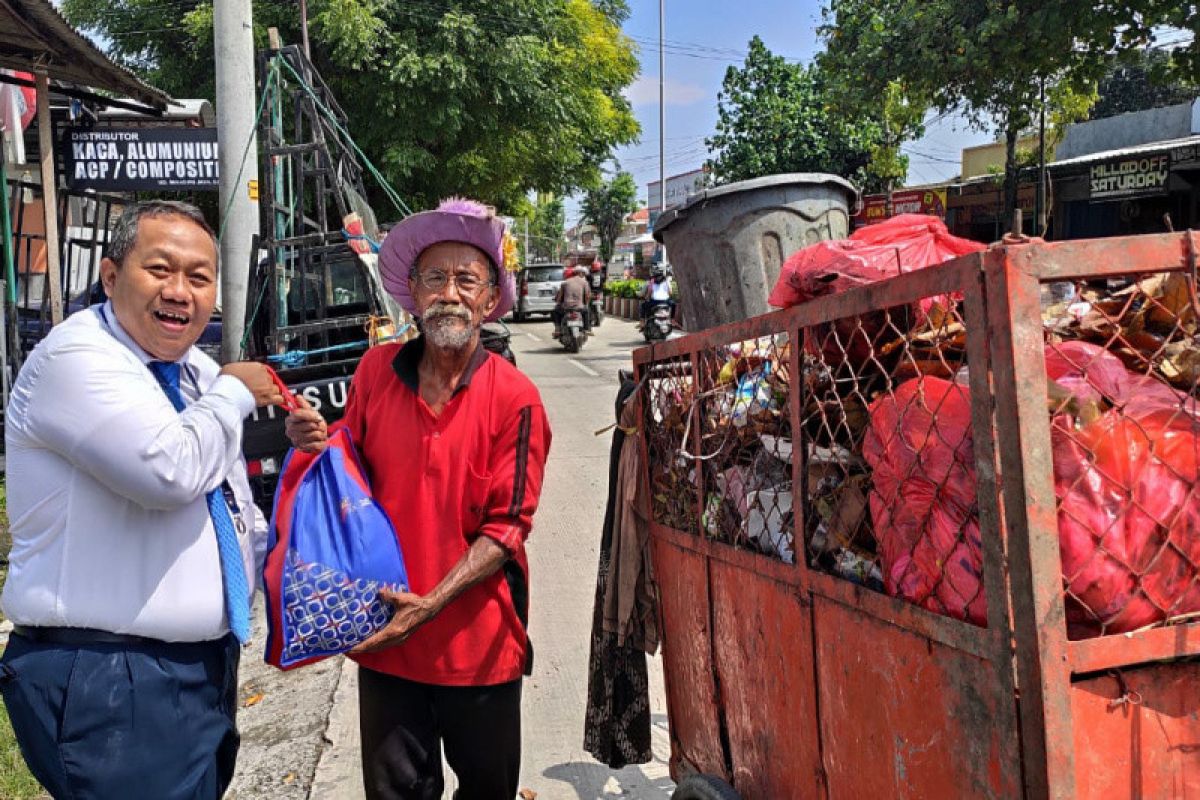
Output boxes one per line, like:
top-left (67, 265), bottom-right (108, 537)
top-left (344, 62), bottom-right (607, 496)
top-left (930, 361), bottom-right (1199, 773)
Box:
top-left (853, 188), bottom-right (948, 226)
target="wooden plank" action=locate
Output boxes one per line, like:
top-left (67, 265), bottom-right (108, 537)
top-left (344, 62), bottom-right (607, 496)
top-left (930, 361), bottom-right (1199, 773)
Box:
top-left (35, 70), bottom-right (62, 325)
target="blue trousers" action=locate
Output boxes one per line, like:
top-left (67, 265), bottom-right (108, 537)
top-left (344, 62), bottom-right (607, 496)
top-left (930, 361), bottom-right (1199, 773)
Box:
top-left (0, 632), bottom-right (240, 800)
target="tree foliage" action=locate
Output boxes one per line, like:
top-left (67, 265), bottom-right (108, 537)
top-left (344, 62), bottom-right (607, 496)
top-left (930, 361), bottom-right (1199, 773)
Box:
top-left (581, 171), bottom-right (637, 264)
top-left (1091, 48), bottom-right (1200, 120)
top-left (704, 37), bottom-right (897, 193)
top-left (820, 0), bottom-right (1198, 218)
top-left (513, 193), bottom-right (566, 264)
top-left (61, 0), bottom-right (640, 213)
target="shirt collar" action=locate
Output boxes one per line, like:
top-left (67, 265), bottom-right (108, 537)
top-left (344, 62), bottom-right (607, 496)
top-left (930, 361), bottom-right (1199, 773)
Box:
top-left (392, 335), bottom-right (490, 395)
top-left (96, 301), bottom-right (155, 365)
top-left (95, 301), bottom-right (199, 374)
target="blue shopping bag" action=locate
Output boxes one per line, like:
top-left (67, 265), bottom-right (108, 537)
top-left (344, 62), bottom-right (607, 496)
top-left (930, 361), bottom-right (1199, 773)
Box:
top-left (264, 426), bottom-right (408, 669)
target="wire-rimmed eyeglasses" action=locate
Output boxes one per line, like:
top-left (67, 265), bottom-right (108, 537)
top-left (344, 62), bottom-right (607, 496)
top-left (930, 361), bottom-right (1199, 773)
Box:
top-left (411, 270), bottom-right (495, 295)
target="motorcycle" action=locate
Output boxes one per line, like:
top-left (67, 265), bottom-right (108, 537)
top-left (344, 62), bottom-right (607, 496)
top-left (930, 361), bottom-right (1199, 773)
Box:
top-left (642, 300), bottom-right (674, 342)
top-left (557, 308), bottom-right (589, 353)
top-left (590, 294), bottom-right (605, 328)
top-left (480, 320), bottom-right (517, 366)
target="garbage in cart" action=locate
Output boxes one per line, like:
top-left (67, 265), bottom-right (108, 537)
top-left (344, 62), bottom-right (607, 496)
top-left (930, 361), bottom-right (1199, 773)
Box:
top-left (643, 229), bottom-right (1200, 641)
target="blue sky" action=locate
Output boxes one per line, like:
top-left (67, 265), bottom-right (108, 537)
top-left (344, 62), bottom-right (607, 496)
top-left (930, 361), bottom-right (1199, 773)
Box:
top-left (575, 0), bottom-right (998, 225)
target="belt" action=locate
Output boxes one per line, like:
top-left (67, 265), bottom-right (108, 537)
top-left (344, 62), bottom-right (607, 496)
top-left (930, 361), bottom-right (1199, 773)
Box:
top-left (12, 625), bottom-right (163, 647)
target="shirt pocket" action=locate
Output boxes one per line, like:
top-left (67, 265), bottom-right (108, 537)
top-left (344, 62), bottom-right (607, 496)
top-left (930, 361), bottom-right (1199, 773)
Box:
top-left (463, 460), bottom-right (494, 536)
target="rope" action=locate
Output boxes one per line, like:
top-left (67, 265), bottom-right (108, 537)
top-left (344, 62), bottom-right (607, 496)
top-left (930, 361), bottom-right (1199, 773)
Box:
top-left (217, 66), bottom-right (277, 244)
top-left (265, 323), bottom-right (412, 368)
top-left (275, 57), bottom-right (413, 218)
top-left (342, 229), bottom-right (382, 253)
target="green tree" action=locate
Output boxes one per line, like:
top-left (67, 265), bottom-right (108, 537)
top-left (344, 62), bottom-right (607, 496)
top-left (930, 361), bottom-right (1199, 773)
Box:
top-left (581, 171), bottom-right (637, 264)
top-left (1091, 48), bottom-right (1200, 120)
top-left (704, 37), bottom-right (896, 192)
top-left (820, 1), bottom-right (1197, 221)
top-left (513, 193), bottom-right (566, 264)
top-left (62, 0), bottom-right (640, 212)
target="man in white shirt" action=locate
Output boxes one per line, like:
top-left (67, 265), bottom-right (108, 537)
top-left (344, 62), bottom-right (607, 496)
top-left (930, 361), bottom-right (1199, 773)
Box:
top-left (1, 200), bottom-right (286, 799)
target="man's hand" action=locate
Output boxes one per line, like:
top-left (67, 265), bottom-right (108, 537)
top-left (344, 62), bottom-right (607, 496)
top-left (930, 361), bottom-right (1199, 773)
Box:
top-left (220, 362), bottom-right (285, 407)
top-left (350, 589), bottom-right (440, 654)
top-left (347, 538), bottom-right (508, 655)
top-left (284, 394), bottom-right (328, 454)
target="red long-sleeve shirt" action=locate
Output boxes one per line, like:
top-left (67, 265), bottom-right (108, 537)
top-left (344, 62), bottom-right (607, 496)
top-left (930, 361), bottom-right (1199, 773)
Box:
top-left (340, 337), bottom-right (551, 685)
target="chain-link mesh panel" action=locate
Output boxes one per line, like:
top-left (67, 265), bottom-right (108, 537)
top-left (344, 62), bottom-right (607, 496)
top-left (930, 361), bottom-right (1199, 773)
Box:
top-left (799, 298), bottom-right (984, 625)
top-left (642, 356), bottom-right (700, 533)
top-left (691, 334), bottom-right (795, 561)
top-left (1042, 274), bottom-right (1200, 639)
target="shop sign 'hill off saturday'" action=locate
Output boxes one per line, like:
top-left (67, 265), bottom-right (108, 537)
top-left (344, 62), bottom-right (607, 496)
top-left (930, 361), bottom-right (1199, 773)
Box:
top-left (1090, 155), bottom-right (1170, 201)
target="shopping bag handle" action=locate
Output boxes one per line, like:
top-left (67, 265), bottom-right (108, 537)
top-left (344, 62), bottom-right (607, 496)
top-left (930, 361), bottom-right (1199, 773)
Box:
top-left (265, 365), bottom-right (302, 412)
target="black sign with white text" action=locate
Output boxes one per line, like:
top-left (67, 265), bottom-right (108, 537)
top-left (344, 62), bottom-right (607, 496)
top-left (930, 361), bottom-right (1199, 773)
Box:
top-left (1089, 153), bottom-right (1171, 201)
top-left (63, 127), bottom-right (220, 191)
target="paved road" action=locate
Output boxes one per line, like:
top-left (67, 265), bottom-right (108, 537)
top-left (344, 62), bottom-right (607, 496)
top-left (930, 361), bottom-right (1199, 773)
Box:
top-left (230, 316), bottom-right (674, 800)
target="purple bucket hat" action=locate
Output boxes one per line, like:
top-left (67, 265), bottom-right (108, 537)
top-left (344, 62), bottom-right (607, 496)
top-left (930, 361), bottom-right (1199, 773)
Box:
top-left (378, 197), bottom-right (516, 323)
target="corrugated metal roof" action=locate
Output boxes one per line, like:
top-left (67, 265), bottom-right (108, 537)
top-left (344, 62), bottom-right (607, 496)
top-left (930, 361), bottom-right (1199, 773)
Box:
top-left (0, 0), bottom-right (171, 109)
top-left (1049, 134), bottom-right (1200, 170)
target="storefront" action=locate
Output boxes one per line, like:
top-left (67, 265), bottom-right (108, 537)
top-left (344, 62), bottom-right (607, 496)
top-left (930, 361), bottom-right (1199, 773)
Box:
top-left (946, 178), bottom-right (1037, 242)
top-left (1051, 137), bottom-right (1200, 240)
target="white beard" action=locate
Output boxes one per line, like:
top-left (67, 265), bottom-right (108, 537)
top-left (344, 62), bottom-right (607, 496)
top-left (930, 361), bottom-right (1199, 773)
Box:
top-left (424, 314), bottom-right (476, 350)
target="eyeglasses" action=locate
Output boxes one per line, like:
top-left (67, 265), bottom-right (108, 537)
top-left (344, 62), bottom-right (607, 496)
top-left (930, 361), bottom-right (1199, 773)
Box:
top-left (412, 270), bottom-right (494, 295)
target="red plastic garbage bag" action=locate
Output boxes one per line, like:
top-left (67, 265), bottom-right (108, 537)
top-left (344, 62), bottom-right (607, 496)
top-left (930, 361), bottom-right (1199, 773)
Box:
top-left (1046, 341), bottom-right (1200, 636)
top-left (861, 377), bottom-right (986, 625)
top-left (768, 214), bottom-right (983, 312)
top-left (864, 342), bottom-right (1200, 636)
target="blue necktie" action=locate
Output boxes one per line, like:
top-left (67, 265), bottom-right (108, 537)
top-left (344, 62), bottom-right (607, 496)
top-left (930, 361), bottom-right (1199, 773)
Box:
top-left (148, 361), bottom-right (252, 644)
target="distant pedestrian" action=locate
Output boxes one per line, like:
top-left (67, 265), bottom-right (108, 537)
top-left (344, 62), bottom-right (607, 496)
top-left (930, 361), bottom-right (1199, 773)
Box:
top-left (286, 197), bottom-right (552, 800)
top-left (1, 200), bottom-right (287, 798)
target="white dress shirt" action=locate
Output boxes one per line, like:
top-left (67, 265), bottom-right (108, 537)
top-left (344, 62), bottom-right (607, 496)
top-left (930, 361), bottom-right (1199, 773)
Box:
top-left (3, 303), bottom-right (268, 642)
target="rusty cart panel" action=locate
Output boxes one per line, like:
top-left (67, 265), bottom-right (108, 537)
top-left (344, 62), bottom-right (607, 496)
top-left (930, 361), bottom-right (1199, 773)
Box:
top-left (650, 531), bottom-right (727, 780)
top-left (813, 597), bottom-right (1019, 799)
top-left (636, 231), bottom-right (1200, 799)
top-left (709, 556), bottom-right (821, 797)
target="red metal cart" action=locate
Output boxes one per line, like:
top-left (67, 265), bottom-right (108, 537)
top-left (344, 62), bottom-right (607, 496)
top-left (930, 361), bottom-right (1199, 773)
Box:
top-left (635, 232), bottom-right (1200, 799)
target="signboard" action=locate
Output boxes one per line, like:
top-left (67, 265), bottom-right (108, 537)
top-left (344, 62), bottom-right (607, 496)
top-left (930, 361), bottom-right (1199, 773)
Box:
top-left (63, 127), bottom-right (220, 191)
top-left (647, 168), bottom-right (706, 211)
top-left (1089, 153), bottom-right (1170, 201)
top-left (853, 188), bottom-right (947, 226)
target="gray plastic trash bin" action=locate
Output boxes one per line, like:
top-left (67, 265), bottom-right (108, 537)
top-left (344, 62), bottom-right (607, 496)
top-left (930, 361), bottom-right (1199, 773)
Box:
top-left (653, 173), bottom-right (857, 331)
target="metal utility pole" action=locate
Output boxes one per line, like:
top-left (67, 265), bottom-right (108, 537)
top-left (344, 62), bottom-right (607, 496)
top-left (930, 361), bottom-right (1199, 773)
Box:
top-left (1036, 75), bottom-right (1047, 236)
top-left (298, 0), bottom-right (311, 59)
top-left (524, 216), bottom-right (531, 264)
top-left (214, 0), bottom-right (260, 363)
top-left (657, 0), bottom-right (666, 267)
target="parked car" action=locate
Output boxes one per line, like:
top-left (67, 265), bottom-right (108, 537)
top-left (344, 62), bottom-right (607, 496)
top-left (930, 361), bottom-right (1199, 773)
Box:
top-left (511, 264), bottom-right (565, 321)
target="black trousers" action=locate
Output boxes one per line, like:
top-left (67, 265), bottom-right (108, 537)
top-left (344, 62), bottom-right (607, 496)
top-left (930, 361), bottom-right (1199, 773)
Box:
top-left (358, 667), bottom-right (522, 800)
top-left (0, 631), bottom-right (240, 800)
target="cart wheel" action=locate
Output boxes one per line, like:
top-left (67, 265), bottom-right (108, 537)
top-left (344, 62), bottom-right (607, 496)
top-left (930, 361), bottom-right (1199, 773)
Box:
top-left (670, 774), bottom-right (741, 800)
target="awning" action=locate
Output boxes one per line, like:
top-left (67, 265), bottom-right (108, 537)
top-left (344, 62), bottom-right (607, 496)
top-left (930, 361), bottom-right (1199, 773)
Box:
top-left (0, 0), bottom-right (171, 110)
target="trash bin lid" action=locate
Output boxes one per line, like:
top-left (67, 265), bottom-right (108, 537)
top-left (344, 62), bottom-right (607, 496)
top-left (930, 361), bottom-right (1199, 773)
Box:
top-left (651, 172), bottom-right (858, 243)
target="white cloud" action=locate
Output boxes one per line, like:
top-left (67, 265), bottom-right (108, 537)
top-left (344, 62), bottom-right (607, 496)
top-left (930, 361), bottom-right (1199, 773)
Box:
top-left (623, 77), bottom-right (707, 108)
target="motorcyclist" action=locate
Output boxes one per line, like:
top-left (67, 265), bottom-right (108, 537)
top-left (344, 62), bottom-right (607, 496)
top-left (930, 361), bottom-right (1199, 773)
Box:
top-left (553, 265), bottom-right (592, 337)
top-left (640, 267), bottom-right (674, 326)
top-left (589, 260), bottom-right (606, 295)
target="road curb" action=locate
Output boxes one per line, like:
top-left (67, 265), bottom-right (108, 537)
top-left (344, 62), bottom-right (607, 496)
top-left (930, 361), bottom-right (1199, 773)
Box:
top-left (308, 658), bottom-right (363, 800)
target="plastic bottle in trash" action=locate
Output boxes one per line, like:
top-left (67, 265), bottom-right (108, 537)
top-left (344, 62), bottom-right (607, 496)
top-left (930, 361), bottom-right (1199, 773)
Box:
top-left (1040, 281), bottom-right (1076, 308)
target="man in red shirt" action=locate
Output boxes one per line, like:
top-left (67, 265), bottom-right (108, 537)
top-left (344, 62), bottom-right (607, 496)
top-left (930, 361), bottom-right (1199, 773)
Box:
top-left (286, 198), bottom-right (551, 800)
